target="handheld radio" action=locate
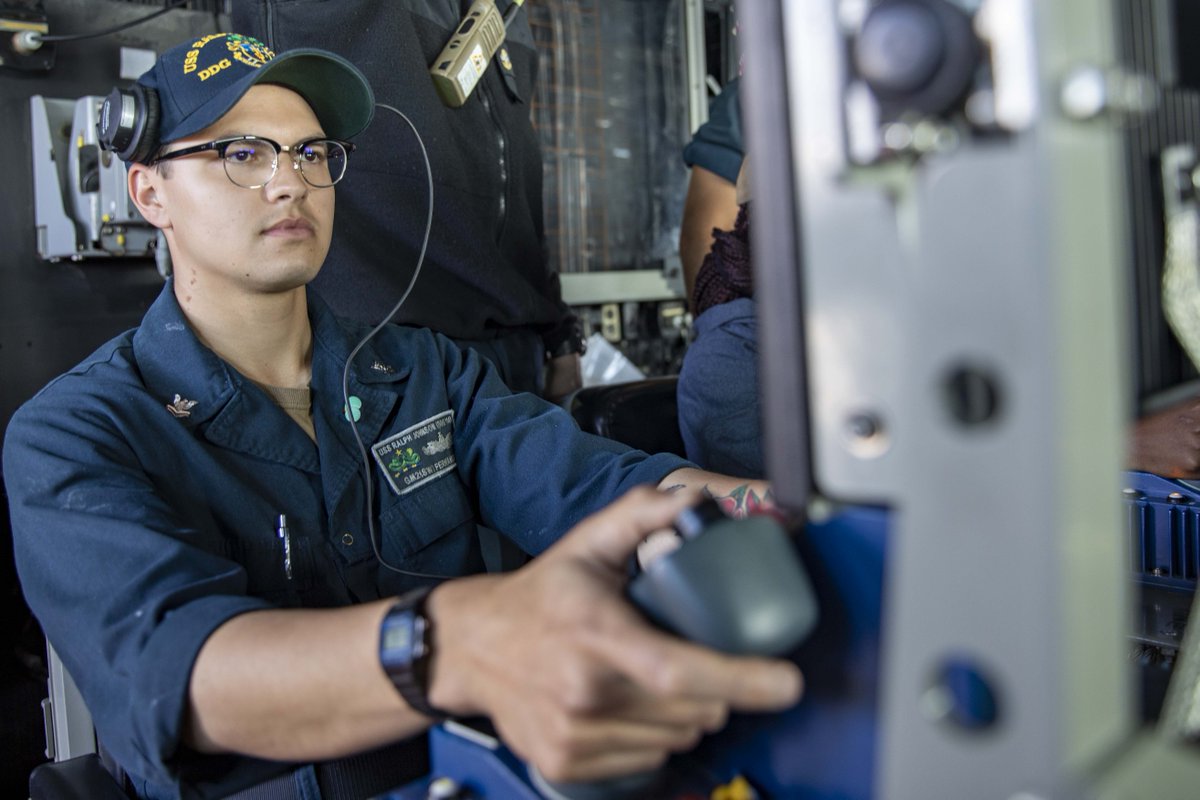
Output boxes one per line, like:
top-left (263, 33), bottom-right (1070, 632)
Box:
top-left (429, 0), bottom-right (525, 108)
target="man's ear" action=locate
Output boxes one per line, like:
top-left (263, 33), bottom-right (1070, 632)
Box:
top-left (128, 163), bottom-right (171, 229)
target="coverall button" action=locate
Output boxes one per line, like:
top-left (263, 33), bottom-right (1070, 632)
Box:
top-left (342, 532), bottom-right (354, 546)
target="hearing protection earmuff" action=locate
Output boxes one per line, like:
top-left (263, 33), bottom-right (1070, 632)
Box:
top-left (96, 83), bottom-right (161, 164)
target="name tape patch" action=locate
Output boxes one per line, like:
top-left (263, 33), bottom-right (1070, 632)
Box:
top-left (372, 410), bottom-right (456, 496)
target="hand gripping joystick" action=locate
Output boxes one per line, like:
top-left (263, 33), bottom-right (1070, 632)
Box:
top-left (628, 499), bottom-right (818, 656)
top-left (532, 499), bottom-right (819, 800)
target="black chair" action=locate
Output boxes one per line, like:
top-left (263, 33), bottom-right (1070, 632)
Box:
top-left (29, 643), bottom-right (131, 800)
top-left (29, 754), bottom-right (129, 800)
top-left (570, 377), bottom-right (687, 458)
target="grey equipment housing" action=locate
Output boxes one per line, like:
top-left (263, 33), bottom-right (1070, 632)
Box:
top-left (30, 94), bottom-right (156, 262)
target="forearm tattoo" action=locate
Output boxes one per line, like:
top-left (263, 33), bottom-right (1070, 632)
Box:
top-left (704, 483), bottom-right (777, 518)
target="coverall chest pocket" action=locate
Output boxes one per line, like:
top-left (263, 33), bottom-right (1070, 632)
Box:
top-left (228, 521), bottom-right (316, 605)
top-left (376, 471), bottom-right (476, 570)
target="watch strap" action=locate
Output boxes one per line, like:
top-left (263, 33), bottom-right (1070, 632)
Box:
top-left (543, 313), bottom-right (586, 359)
top-left (379, 586), bottom-right (447, 719)
top-left (546, 334), bottom-right (586, 360)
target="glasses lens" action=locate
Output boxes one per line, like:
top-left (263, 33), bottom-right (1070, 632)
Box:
top-left (223, 138), bottom-right (276, 188)
top-left (298, 139), bottom-right (348, 187)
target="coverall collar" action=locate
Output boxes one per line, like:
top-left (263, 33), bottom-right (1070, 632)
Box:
top-left (132, 281), bottom-right (413, 472)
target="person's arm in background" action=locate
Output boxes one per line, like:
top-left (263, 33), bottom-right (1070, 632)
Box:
top-left (544, 309), bottom-right (585, 404)
top-left (541, 258), bottom-right (585, 404)
top-left (680, 77), bottom-right (744, 305)
top-left (187, 489), bottom-right (803, 782)
top-left (1129, 395), bottom-right (1200, 477)
top-left (680, 166), bottom-right (740, 302)
top-left (545, 352), bottom-right (583, 404)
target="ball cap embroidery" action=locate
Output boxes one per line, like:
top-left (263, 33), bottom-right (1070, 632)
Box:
top-left (134, 32), bottom-right (374, 155)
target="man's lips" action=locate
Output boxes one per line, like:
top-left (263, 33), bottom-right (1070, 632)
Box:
top-left (262, 218), bottom-right (315, 236)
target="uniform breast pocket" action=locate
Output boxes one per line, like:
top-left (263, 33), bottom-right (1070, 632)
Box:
top-left (377, 471), bottom-right (478, 574)
top-left (226, 524), bottom-right (317, 606)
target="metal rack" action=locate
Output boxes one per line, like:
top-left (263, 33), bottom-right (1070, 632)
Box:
top-left (525, 0), bottom-right (700, 376)
top-left (526, 0), bottom-right (692, 277)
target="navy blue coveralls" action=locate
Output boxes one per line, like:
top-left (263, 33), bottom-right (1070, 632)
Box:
top-left (3, 283), bottom-right (687, 799)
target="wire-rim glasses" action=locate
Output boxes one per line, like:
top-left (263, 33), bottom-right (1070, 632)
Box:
top-left (150, 135), bottom-right (354, 189)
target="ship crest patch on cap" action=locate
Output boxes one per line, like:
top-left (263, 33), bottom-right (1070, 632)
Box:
top-left (181, 33), bottom-right (275, 81)
top-left (226, 33), bottom-right (275, 69)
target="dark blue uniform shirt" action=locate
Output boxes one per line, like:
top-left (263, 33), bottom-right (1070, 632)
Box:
top-left (682, 77), bottom-right (744, 184)
top-left (3, 283), bottom-right (688, 798)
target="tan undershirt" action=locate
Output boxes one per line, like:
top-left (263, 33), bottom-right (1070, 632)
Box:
top-left (255, 382), bottom-right (316, 442)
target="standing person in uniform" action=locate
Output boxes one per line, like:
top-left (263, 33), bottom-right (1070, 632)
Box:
top-left (232, 1), bottom-right (586, 402)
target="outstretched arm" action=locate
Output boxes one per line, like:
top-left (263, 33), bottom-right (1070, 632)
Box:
top-left (185, 598), bottom-right (420, 759)
top-left (427, 487), bottom-right (801, 781)
top-left (186, 488), bottom-right (802, 781)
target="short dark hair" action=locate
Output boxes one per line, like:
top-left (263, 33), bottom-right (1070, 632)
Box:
top-left (149, 144), bottom-right (172, 177)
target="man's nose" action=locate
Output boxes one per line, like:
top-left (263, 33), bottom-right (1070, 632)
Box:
top-left (264, 152), bottom-right (308, 199)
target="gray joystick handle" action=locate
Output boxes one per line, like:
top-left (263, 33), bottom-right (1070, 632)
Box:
top-left (538, 500), bottom-right (817, 799)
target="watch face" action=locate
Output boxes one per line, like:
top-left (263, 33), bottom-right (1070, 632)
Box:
top-left (382, 622), bottom-right (413, 653)
top-left (380, 596), bottom-right (441, 717)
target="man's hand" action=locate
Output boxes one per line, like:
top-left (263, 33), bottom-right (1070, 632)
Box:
top-left (426, 487), bottom-right (803, 783)
top-left (1129, 398), bottom-right (1200, 478)
top-left (544, 352), bottom-right (583, 405)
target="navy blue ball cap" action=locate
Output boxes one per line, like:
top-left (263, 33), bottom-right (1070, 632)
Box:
top-left (139, 32), bottom-right (374, 147)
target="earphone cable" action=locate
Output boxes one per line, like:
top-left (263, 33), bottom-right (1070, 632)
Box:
top-left (38, 0), bottom-right (192, 43)
top-left (341, 102), bottom-right (455, 580)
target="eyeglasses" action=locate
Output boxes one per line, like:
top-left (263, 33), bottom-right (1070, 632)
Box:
top-left (150, 135), bottom-right (355, 189)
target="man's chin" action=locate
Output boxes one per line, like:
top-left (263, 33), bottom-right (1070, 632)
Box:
top-left (249, 262), bottom-right (324, 294)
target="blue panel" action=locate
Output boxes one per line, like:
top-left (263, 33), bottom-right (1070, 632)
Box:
top-left (380, 724), bottom-right (543, 800)
top-left (1124, 471), bottom-right (1200, 590)
top-left (684, 506), bottom-right (888, 799)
